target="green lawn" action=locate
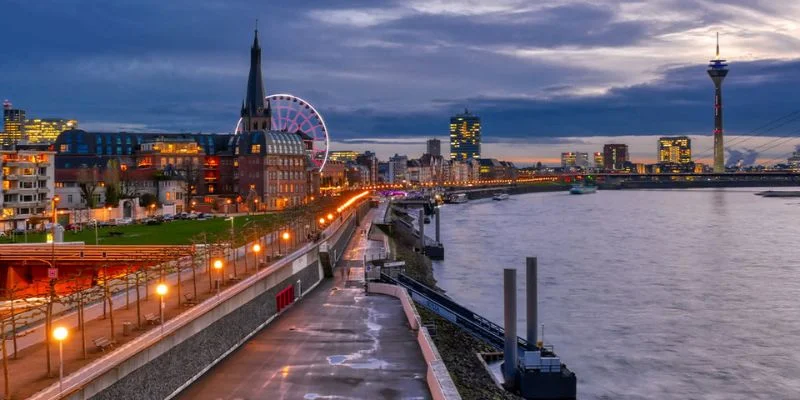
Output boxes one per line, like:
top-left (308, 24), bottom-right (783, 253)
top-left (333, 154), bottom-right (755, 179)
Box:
top-left (0, 214), bottom-right (283, 245)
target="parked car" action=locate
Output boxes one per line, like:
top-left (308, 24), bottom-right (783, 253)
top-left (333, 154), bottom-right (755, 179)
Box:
top-left (66, 223), bottom-right (82, 232)
top-left (144, 218), bottom-right (162, 225)
top-left (116, 218), bottom-right (133, 225)
top-left (162, 214), bottom-right (174, 221)
top-left (99, 220), bottom-right (116, 227)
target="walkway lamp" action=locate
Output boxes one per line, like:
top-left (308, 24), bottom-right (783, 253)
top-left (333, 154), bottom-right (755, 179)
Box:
top-left (213, 259), bottom-right (223, 295)
top-left (53, 326), bottom-right (68, 393)
top-left (252, 243), bottom-right (262, 272)
top-left (326, 213), bottom-right (334, 221)
top-left (156, 283), bottom-right (167, 334)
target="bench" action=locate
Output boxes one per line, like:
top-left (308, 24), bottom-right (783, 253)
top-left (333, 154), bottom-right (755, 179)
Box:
top-left (183, 293), bottom-right (197, 306)
top-left (93, 337), bottom-right (116, 352)
top-left (144, 312), bottom-right (160, 325)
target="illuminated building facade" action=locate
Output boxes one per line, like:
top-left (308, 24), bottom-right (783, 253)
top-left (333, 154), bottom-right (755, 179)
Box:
top-left (594, 152), bottom-right (603, 169)
top-left (449, 109), bottom-right (481, 161)
top-left (2, 100), bottom-right (25, 148)
top-left (561, 152), bottom-right (576, 168)
top-left (708, 33), bottom-right (729, 173)
top-left (658, 136), bottom-right (692, 164)
top-left (1, 149), bottom-right (55, 231)
top-left (388, 154), bottom-right (408, 183)
top-left (328, 150), bottom-right (360, 163)
top-left (603, 144), bottom-right (629, 170)
top-left (23, 118), bottom-right (78, 144)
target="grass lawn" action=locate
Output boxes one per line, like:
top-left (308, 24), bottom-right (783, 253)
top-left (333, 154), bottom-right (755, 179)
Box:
top-left (0, 214), bottom-right (282, 245)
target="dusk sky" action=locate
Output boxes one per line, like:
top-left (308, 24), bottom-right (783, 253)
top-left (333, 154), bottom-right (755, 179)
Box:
top-left (2, 0), bottom-right (800, 164)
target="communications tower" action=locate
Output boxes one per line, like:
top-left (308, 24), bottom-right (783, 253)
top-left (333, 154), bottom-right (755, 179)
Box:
top-left (707, 33), bottom-right (729, 173)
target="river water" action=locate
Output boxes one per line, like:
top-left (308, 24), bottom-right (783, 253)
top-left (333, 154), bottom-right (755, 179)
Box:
top-left (431, 188), bottom-right (800, 400)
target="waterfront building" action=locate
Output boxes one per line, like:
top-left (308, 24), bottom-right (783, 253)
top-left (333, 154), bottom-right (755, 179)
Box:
top-left (449, 109), bottom-right (481, 161)
top-left (658, 136), bottom-right (692, 164)
top-left (319, 159), bottom-right (347, 189)
top-left (328, 150), bottom-right (360, 163)
top-left (356, 151), bottom-right (378, 184)
top-left (426, 138), bottom-right (441, 157)
top-left (479, 159), bottom-right (516, 180)
top-left (708, 33), bottom-right (729, 173)
top-left (0, 149), bottom-right (55, 232)
top-left (561, 152), bottom-right (576, 168)
top-left (388, 154), bottom-right (408, 183)
top-left (2, 100), bottom-right (25, 148)
top-left (603, 144), bottom-right (629, 170)
top-left (593, 152), bottom-right (603, 169)
top-left (23, 118), bottom-right (78, 144)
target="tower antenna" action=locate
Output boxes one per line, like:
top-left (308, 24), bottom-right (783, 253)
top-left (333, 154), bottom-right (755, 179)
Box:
top-left (716, 32), bottom-right (720, 58)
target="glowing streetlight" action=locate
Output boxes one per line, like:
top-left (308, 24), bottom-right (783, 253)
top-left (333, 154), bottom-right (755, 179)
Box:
top-left (53, 326), bottom-right (68, 393)
top-left (326, 213), bottom-right (334, 221)
top-left (252, 243), bottom-right (262, 272)
top-left (156, 283), bottom-right (167, 334)
top-left (213, 259), bottom-right (223, 295)
top-left (318, 217), bottom-right (325, 225)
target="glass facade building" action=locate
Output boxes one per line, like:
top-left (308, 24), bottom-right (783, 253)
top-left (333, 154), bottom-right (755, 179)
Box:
top-left (449, 109), bottom-right (481, 161)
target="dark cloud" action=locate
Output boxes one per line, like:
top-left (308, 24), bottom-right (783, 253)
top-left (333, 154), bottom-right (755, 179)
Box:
top-left (1, 0), bottom-right (799, 143)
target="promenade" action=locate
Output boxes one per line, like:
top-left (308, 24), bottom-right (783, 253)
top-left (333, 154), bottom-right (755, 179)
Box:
top-left (178, 208), bottom-right (431, 399)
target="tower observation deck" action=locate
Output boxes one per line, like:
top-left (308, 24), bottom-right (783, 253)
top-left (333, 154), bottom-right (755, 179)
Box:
top-left (707, 33), bottom-right (729, 173)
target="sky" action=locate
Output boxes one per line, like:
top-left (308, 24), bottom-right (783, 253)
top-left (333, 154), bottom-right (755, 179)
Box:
top-left (2, 0), bottom-right (800, 164)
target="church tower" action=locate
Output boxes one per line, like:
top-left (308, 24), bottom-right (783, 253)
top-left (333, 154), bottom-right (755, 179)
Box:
top-left (241, 28), bottom-right (271, 131)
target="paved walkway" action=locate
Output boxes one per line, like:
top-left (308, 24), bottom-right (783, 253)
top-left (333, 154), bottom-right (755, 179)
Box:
top-left (179, 209), bottom-right (431, 400)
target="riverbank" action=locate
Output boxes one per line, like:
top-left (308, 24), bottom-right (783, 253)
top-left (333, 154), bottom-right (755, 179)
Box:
top-left (382, 205), bottom-right (516, 400)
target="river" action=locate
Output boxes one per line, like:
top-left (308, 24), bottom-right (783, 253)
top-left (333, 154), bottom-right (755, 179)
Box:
top-left (431, 188), bottom-right (800, 400)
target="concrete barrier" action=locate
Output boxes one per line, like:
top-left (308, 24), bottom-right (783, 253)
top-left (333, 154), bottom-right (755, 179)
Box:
top-left (28, 203), bottom-right (368, 400)
top-left (367, 282), bottom-right (461, 400)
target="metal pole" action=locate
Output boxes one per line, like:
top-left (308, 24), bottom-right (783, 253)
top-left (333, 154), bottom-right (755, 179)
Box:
top-left (435, 207), bottom-right (441, 243)
top-left (503, 268), bottom-right (518, 386)
top-left (526, 257), bottom-right (538, 347)
top-left (160, 295), bottom-right (164, 335)
top-left (418, 209), bottom-right (425, 251)
top-left (58, 340), bottom-right (63, 393)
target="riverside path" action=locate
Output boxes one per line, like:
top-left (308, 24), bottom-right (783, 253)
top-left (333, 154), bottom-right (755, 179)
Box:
top-left (178, 207), bottom-right (431, 399)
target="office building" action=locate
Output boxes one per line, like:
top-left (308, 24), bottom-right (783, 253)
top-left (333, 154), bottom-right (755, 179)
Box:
top-left (658, 136), bottom-right (692, 164)
top-left (603, 144), bottom-right (629, 170)
top-left (561, 152), bottom-right (576, 168)
top-left (594, 152), bottom-right (603, 169)
top-left (23, 118), bottom-right (78, 144)
top-left (388, 154), bottom-right (408, 183)
top-left (2, 100), bottom-right (25, 148)
top-left (449, 109), bottom-right (481, 161)
top-left (328, 150), bottom-right (360, 163)
top-left (426, 138), bottom-right (441, 157)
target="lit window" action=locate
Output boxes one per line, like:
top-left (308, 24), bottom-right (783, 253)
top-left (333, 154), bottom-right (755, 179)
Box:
top-left (251, 144), bottom-right (261, 153)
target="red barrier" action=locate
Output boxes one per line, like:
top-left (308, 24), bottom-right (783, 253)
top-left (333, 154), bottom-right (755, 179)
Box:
top-left (276, 285), bottom-right (295, 312)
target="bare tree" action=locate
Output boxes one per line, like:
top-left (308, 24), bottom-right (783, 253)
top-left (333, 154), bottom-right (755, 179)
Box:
top-left (77, 164), bottom-right (101, 209)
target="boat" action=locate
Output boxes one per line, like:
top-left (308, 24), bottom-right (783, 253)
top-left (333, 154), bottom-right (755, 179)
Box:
top-left (569, 184), bottom-right (597, 195)
top-left (446, 193), bottom-right (469, 204)
top-left (492, 192), bottom-right (510, 201)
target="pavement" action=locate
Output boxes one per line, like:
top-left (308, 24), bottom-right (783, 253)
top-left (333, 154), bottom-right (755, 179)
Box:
top-left (178, 209), bottom-right (431, 400)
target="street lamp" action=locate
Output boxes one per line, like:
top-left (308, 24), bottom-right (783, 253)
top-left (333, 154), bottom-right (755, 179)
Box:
top-left (213, 259), bottom-right (223, 295)
top-left (105, 206), bottom-right (112, 223)
top-left (326, 213), bottom-right (334, 221)
top-left (279, 231), bottom-right (290, 254)
top-left (225, 199), bottom-right (232, 216)
top-left (53, 326), bottom-right (68, 393)
top-left (156, 284), bottom-right (167, 335)
top-left (149, 203), bottom-right (156, 217)
top-left (191, 200), bottom-right (197, 210)
top-left (252, 243), bottom-right (262, 272)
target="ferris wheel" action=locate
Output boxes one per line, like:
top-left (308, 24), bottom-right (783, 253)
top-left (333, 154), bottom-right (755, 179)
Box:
top-left (235, 94), bottom-right (330, 171)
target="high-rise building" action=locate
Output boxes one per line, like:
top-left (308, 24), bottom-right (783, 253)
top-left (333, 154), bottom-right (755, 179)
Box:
top-left (658, 136), bottom-right (692, 164)
top-left (388, 153), bottom-right (408, 183)
top-left (449, 109), bottom-right (481, 161)
top-left (561, 152), bottom-right (588, 169)
top-left (426, 138), bottom-right (441, 157)
top-left (2, 100), bottom-right (25, 148)
top-left (593, 152), bottom-right (603, 169)
top-left (603, 144), bottom-right (629, 170)
top-left (561, 152), bottom-right (576, 168)
top-left (23, 118), bottom-right (78, 144)
top-left (708, 33), bottom-right (729, 173)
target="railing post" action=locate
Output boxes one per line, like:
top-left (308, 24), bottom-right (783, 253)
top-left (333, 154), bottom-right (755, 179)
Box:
top-left (503, 268), bottom-right (518, 386)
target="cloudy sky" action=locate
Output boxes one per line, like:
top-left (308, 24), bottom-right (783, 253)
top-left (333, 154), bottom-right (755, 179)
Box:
top-left (2, 0), bottom-right (800, 164)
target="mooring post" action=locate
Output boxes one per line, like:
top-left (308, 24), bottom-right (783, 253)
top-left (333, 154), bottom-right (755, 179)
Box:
top-left (418, 208), bottom-right (425, 250)
top-left (435, 207), bottom-right (441, 243)
top-left (503, 268), bottom-right (518, 386)
top-left (526, 257), bottom-right (538, 348)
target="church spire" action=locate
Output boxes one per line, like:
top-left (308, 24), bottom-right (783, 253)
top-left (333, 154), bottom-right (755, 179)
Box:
top-left (241, 27), bottom-right (270, 131)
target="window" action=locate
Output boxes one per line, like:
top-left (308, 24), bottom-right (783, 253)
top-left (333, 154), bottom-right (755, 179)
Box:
top-left (166, 192), bottom-right (172, 201)
top-left (68, 195), bottom-right (73, 203)
top-left (59, 144), bottom-right (69, 152)
top-left (251, 144), bottom-right (261, 153)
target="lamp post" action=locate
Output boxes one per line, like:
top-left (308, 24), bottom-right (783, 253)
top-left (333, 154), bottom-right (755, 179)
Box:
top-left (149, 203), bottom-right (156, 218)
top-left (156, 284), bottom-right (167, 335)
top-left (225, 199), bottom-right (232, 216)
top-left (254, 198), bottom-right (259, 215)
top-left (213, 259), bottom-right (223, 295)
top-left (280, 231), bottom-right (290, 254)
top-left (252, 243), bottom-right (262, 272)
top-left (191, 200), bottom-right (197, 211)
top-left (106, 206), bottom-right (112, 223)
top-left (53, 326), bottom-right (68, 393)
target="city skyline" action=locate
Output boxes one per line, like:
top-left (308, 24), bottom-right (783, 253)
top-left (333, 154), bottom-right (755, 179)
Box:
top-left (2, 1), bottom-right (800, 149)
